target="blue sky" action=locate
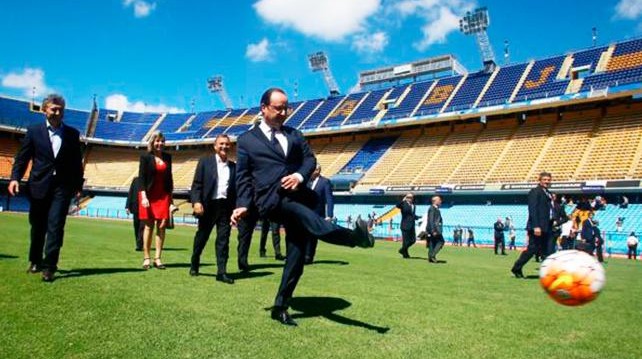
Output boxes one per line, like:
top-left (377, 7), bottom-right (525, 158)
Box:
top-left (1, 0), bottom-right (641, 113)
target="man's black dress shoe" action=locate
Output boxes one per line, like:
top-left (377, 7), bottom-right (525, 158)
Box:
top-left (259, 251), bottom-right (267, 258)
top-left (353, 219), bottom-right (375, 248)
top-left (398, 248), bottom-right (409, 258)
top-left (216, 273), bottom-right (234, 284)
top-left (304, 256), bottom-right (313, 265)
top-left (428, 257), bottom-right (437, 263)
top-left (511, 268), bottom-right (524, 278)
top-left (271, 308), bottom-right (297, 326)
top-left (26, 263), bottom-right (41, 274)
top-left (238, 263), bottom-right (250, 272)
top-left (189, 269), bottom-right (199, 276)
top-left (42, 270), bottom-right (55, 282)
top-left (275, 254), bottom-right (286, 261)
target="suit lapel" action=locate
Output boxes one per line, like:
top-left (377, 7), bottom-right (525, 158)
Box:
top-left (251, 126), bottom-right (284, 158)
top-left (39, 123), bottom-right (55, 160)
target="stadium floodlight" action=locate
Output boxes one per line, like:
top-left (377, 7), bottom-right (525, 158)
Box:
top-left (459, 7), bottom-right (496, 72)
top-left (207, 75), bottom-right (234, 110)
top-left (308, 51), bottom-right (340, 96)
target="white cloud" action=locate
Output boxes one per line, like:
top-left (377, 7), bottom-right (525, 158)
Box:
top-left (254, 0), bottom-right (381, 41)
top-left (352, 31), bottom-right (389, 53)
top-left (1, 67), bottom-right (53, 97)
top-left (615, 0), bottom-right (642, 19)
top-left (105, 94), bottom-right (184, 113)
top-left (246, 38), bottom-right (271, 62)
top-left (123, 0), bottom-right (157, 18)
top-left (392, 0), bottom-right (475, 51)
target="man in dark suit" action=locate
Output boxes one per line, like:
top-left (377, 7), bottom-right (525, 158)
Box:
top-left (580, 213), bottom-right (604, 262)
top-left (493, 217), bottom-right (507, 255)
top-left (8, 94), bottom-right (84, 282)
top-left (396, 193), bottom-right (419, 258)
top-left (231, 88), bottom-right (374, 326)
top-left (189, 134), bottom-right (236, 284)
top-left (426, 195), bottom-right (444, 263)
top-left (511, 172), bottom-right (553, 278)
top-left (260, 219), bottom-right (284, 260)
top-left (125, 176), bottom-right (144, 251)
top-left (304, 164), bottom-right (334, 264)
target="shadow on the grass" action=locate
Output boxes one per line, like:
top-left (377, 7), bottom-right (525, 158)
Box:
top-left (57, 267), bottom-right (144, 279)
top-left (158, 247), bottom-right (188, 251)
top-left (198, 271), bottom-right (273, 280)
top-left (524, 275), bottom-right (539, 280)
top-left (0, 253), bottom-right (19, 259)
top-left (289, 296), bottom-right (390, 334)
top-left (310, 259), bottom-right (349, 266)
top-left (246, 263), bottom-right (285, 271)
top-left (163, 262), bottom-right (212, 269)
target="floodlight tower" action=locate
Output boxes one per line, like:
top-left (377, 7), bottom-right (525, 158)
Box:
top-left (207, 75), bottom-right (234, 110)
top-left (308, 51), bottom-right (340, 97)
top-left (459, 7), bottom-right (496, 72)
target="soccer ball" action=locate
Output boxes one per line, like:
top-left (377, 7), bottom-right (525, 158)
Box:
top-left (539, 250), bottom-right (605, 306)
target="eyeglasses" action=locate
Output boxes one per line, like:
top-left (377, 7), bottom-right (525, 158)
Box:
top-left (268, 104), bottom-right (292, 115)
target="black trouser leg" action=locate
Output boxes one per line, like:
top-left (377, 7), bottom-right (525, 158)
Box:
top-left (28, 195), bottom-right (49, 265)
top-left (133, 213), bottom-right (143, 250)
top-left (237, 212), bottom-right (258, 269)
top-left (274, 217), bottom-right (306, 309)
top-left (259, 220), bottom-right (269, 254)
top-left (214, 208), bottom-right (232, 275)
top-left (42, 186), bottom-right (72, 271)
top-left (429, 234), bottom-right (444, 260)
top-left (512, 231), bottom-right (547, 271)
top-left (191, 212), bottom-right (215, 271)
top-left (272, 222), bottom-right (282, 256)
top-left (400, 229), bottom-right (415, 253)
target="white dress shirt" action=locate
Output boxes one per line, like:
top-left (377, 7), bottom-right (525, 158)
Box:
top-left (259, 120), bottom-right (287, 156)
top-left (214, 154), bottom-right (230, 199)
top-left (46, 120), bottom-right (63, 158)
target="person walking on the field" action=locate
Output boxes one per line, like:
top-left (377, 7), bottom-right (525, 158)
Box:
top-left (426, 195), bottom-right (445, 263)
top-left (396, 193), bottom-right (420, 258)
top-left (511, 172), bottom-right (554, 278)
top-left (467, 227), bottom-right (476, 247)
top-left (126, 176), bottom-right (144, 252)
top-left (8, 94), bottom-right (84, 282)
top-left (627, 232), bottom-right (638, 260)
top-left (493, 217), bottom-right (507, 255)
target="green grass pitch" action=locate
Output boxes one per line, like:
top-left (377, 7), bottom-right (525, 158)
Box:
top-left (0, 212), bottom-right (640, 359)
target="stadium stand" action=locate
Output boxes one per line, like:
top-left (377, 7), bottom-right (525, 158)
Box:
top-left (156, 112), bottom-right (193, 134)
top-left (83, 146), bottom-right (141, 188)
top-left (514, 55), bottom-right (569, 102)
top-left (0, 137), bottom-right (23, 179)
top-left (283, 100), bottom-right (320, 129)
top-left (320, 92), bottom-right (368, 128)
top-left (0, 97), bottom-right (53, 128)
top-left (478, 63), bottom-right (528, 107)
top-left (380, 81), bottom-right (434, 123)
top-left (299, 96), bottom-right (346, 130)
top-left (337, 136), bottom-right (398, 175)
top-left (413, 75), bottom-right (463, 116)
top-left (342, 89), bottom-right (388, 125)
top-left (444, 71), bottom-right (492, 112)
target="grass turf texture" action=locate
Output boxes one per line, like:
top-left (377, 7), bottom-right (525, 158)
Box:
top-left (0, 212), bottom-right (641, 359)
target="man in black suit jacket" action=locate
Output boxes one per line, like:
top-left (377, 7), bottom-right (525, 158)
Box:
top-left (426, 195), bottom-right (444, 263)
top-left (304, 164), bottom-right (335, 264)
top-left (189, 134), bottom-right (236, 284)
top-left (8, 94), bottom-right (84, 282)
top-left (396, 193), bottom-right (419, 258)
top-left (231, 88), bottom-right (374, 326)
top-left (511, 172), bottom-right (553, 278)
top-left (125, 176), bottom-right (144, 251)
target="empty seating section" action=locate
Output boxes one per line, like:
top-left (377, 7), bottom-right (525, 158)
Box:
top-left (485, 120), bottom-right (552, 183)
top-left (380, 81), bottom-right (433, 123)
top-left (156, 113), bottom-right (192, 134)
top-left (94, 111), bottom-right (157, 142)
top-left (78, 196), bottom-right (128, 218)
top-left (448, 124), bottom-right (514, 184)
top-left (412, 126), bottom-right (480, 185)
top-left (283, 100), bottom-right (321, 129)
top-left (299, 96), bottom-right (345, 130)
top-left (359, 131), bottom-right (420, 185)
top-left (581, 40), bottom-right (642, 91)
top-left (478, 64), bottom-right (528, 106)
top-left (594, 204), bottom-right (642, 234)
top-left (62, 108), bottom-right (90, 134)
top-left (531, 114), bottom-right (596, 181)
top-left (575, 112), bottom-right (642, 180)
top-left (0, 97), bottom-right (48, 128)
top-left (413, 76), bottom-right (463, 116)
top-left (320, 93), bottom-right (367, 128)
top-left (572, 46), bottom-right (607, 72)
top-left (314, 136), bottom-right (367, 176)
top-left (444, 72), bottom-right (492, 112)
top-left (514, 56), bottom-right (569, 102)
top-left (343, 89), bottom-right (388, 125)
top-left (338, 136), bottom-right (397, 174)
top-left (225, 107), bottom-right (259, 136)
top-left (203, 108), bottom-right (247, 138)
top-left (193, 110), bottom-right (228, 138)
top-left (83, 147), bottom-right (140, 188)
top-left (119, 111), bottom-right (161, 125)
top-left (0, 137), bottom-right (24, 178)
top-left (169, 149), bottom-right (208, 189)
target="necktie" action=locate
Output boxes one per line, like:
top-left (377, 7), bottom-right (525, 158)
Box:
top-left (271, 129), bottom-right (285, 157)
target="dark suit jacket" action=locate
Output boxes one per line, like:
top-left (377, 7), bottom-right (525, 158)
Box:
top-left (581, 219), bottom-right (601, 245)
top-left (426, 205), bottom-right (443, 236)
top-left (11, 122), bottom-right (83, 199)
top-left (311, 175), bottom-right (334, 218)
top-left (126, 176), bottom-right (142, 213)
top-left (494, 221), bottom-right (505, 238)
top-left (396, 201), bottom-right (419, 231)
top-left (236, 125), bottom-right (317, 217)
top-left (190, 154), bottom-right (236, 211)
top-left (526, 185), bottom-right (552, 232)
top-left (139, 152), bottom-right (173, 195)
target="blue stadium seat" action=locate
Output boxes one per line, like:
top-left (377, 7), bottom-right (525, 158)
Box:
top-left (338, 136), bottom-right (397, 174)
top-left (299, 96), bottom-right (346, 130)
top-left (444, 71), bottom-right (492, 112)
top-left (514, 56), bottom-right (569, 102)
top-left (380, 81), bottom-right (434, 124)
top-left (413, 76), bottom-right (463, 116)
top-left (320, 92), bottom-right (368, 128)
top-left (343, 89), bottom-right (388, 125)
top-left (283, 100), bottom-right (321, 129)
top-left (478, 63), bottom-right (528, 107)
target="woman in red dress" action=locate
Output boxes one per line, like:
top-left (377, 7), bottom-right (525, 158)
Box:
top-left (138, 132), bottom-right (173, 270)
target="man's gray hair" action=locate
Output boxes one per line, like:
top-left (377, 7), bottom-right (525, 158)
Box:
top-left (42, 94), bottom-right (66, 109)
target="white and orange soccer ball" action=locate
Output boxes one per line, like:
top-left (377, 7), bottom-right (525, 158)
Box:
top-left (539, 250), bottom-right (605, 306)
